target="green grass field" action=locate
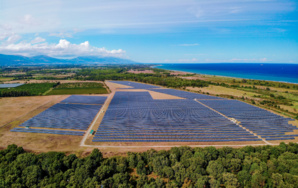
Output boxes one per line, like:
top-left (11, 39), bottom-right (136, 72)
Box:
top-left (47, 82), bottom-right (108, 95)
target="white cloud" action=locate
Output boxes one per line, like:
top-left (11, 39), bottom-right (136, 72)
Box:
top-left (0, 33), bottom-right (22, 44)
top-left (0, 39), bottom-right (125, 58)
top-left (6, 34), bottom-right (22, 43)
top-left (31, 37), bottom-right (45, 44)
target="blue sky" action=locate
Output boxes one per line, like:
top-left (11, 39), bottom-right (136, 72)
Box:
top-left (0, 0), bottom-right (297, 63)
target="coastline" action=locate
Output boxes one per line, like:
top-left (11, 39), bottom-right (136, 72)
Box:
top-left (155, 64), bottom-right (298, 84)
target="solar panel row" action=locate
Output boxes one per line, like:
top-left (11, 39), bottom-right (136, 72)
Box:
top-left (93, 139), bottom-right (262, 142)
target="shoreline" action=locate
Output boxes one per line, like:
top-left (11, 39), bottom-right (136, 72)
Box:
top-left (155, 65), bottom-right (298, 84)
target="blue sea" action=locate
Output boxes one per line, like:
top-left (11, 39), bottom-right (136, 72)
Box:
top-left (156, 63), bottom-right (298, 84)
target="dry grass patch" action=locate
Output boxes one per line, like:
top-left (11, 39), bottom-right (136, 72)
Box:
top-left (187, 85), bottom-right (257, 99)
top-left (105, 81), bottom-right (133, 91)
top-left (149, 91), bottom-right (185, 100)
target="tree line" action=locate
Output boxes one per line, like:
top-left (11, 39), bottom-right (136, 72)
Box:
top-left (0, 143), bottom-right (297, 187)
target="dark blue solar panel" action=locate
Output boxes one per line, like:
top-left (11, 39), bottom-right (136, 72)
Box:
top-left (93, 139), bottom-right (262, 142)
top-left (199, 99), bottom-right (297, 141)
top-left (90, 82), bottom-right (297, 143)
top-left (61, 95), bottom-right (107, 104)
top-left (11, 128), bottom-right (85, 136)
top-left (19, 103), bottom-right (103, 130)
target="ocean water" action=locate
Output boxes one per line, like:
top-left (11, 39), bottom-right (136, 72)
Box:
top-left (156, 63), bottom-right (298, 84)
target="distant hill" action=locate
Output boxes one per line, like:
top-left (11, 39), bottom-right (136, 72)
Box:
top-left (0, 54), bottom-right (138, 66)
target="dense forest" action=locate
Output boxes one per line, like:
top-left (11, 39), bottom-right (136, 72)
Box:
top-left (0, 143), bottom-right (297, 188)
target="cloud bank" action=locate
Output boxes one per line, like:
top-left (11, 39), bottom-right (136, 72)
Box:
top-left (0, 37), bottom-right (125, 58)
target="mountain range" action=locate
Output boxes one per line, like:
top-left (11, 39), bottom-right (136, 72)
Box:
top-left (0, 54), bottom-right (139, 66)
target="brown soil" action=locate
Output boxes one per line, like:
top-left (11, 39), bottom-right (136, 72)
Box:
top-left (149, 91), bottom-right (185, 99)
top-left (105, 81), bottom-right (133, 90)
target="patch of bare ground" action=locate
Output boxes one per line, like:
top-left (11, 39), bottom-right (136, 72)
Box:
top-left (105, 81), bottom-right (133, 90)
top-left (149, 91), bottom-right (185, 99)
top-left (127, 70), bottom-right (155, 74)
top-left (0, 131), bottom-right (82, 153)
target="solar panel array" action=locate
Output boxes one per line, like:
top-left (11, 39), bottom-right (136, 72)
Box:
top-left (93, 91), bottom-right (260, 142)
top-left (110, 80), bottom-right (222, 99)
top-left (13, 95), bottom-right (107, 135)
top-left (11, 128), bottom-right (85, 136)
top-left (61, 95), bottom-right (107, 104)
top-left (199, 100), bottom-right (297, 141)
top-left (0, 83), bottom-right (24, 88)
top-left (109, 81), bottom-right (161, 89)
top-left (19, 103), bottom-right (102, 130)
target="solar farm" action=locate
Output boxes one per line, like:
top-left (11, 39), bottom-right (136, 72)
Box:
top-left (7, 80), bottom-right (298, 146)
top-left (92, 81), bottom-right (298, 143)
top-left (11, 95), bottom-right (107, 136)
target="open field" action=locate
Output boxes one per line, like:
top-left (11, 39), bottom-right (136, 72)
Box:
top-left (186, 85), bottom-right (257, 99)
